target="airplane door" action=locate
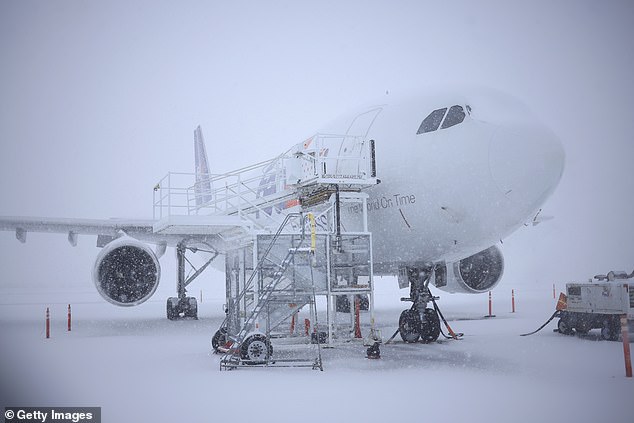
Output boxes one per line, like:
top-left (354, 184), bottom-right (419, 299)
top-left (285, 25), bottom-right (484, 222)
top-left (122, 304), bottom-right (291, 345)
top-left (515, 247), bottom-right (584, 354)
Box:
top-left (335, 107), bottom-right (382, 175)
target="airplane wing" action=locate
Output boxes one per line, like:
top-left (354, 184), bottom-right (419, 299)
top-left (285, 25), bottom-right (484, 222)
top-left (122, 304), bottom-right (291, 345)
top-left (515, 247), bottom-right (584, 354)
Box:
top-left (0, 216), bottom-right (154, 236)
top-left (0, 216), bottom-right (153, 245)
top-left (0, 215), bottom-right (247, 248)
top-left (0, 216), bottom-right (160, 246)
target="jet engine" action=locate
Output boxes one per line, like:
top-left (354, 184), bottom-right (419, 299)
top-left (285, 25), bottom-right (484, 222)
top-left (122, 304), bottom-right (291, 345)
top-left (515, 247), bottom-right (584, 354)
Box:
top-left (92, 237), bottom-right (161, 306)
top-left (433, 246), bottom-right (504, 294)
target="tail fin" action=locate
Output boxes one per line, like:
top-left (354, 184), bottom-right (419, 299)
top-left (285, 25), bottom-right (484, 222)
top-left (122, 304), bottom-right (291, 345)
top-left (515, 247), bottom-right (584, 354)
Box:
top-left (194, 125), bottom-right (213, 206)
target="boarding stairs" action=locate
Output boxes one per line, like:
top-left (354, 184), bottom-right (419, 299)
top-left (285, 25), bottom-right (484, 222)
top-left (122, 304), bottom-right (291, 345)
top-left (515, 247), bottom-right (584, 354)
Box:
top-left (217, 190), bottom-right (378, 369)
top-left (151, 133), bottom-right (379, 369)
top-left (218, 213), bottom-right (326, 369)
top-left (230, 215), bottom-right (306, 339)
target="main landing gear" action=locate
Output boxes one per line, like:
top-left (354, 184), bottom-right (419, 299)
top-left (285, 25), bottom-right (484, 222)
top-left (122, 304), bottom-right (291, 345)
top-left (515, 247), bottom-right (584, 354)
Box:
top-left (166, 241), bottom-right (218, 321)
top-left (167, 296), bottom-right (198, 320)
top-left (397, 267), bottom-right (441, 343)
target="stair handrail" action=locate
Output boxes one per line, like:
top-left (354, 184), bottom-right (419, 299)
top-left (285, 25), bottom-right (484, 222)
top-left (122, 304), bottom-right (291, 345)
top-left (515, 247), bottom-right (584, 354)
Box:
top-left (219, 212), bottom-right (306, 334)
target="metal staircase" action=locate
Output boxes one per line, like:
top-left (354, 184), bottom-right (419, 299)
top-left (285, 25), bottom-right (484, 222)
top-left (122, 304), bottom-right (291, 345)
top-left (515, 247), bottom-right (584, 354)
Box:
top-left (151, 132), bottom-right (379, 369)
top-left (218, 213), bottom-right (325, 369)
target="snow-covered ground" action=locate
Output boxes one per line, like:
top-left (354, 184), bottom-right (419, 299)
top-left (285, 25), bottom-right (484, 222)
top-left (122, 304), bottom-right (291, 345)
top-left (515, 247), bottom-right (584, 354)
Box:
top-left (1, 277), bottom-right (632, 423)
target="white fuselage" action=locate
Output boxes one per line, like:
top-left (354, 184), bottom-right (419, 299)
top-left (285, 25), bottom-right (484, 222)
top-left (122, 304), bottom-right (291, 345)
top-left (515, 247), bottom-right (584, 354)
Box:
top-left (315, 88), bottom-right (565, 272)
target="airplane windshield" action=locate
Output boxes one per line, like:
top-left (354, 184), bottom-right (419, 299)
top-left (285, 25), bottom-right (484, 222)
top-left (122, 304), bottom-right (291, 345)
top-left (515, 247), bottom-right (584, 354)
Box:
top-left (441, 105), bottom-right (466, 129)
top-left (417, 108), bottom-right (447, 134)
top-left (417, 105), bottom-right (466, 134)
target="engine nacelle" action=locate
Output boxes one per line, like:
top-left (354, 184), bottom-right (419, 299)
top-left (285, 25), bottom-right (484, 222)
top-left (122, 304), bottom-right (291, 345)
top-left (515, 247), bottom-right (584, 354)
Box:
top-left (92, 237), bottom-right (161, 306)
top-left (433, 246), bottom-right (504, 294)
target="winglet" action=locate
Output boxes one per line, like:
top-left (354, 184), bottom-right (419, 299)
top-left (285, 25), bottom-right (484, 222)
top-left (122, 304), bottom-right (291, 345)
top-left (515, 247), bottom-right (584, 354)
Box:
top-left (194, 125), bottom-right (213, 206)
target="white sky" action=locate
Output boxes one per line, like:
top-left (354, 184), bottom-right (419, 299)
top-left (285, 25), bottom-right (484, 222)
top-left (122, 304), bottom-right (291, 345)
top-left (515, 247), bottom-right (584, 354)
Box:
top-left (0, 0), bottom-right (633, 290)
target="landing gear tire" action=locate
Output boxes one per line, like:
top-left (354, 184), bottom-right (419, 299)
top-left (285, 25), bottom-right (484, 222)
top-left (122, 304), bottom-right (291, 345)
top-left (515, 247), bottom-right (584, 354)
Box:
top-left (601, 318), bottom-right (619, 341)
top-left (310, 331), bottom-right (328, 344)
top-left (212, 328), bottom-right (228, 352)
top-left (357, 294), bottom-right (370, 311)
top-left (336, 295), bottom-right (350, 313)
top-left (166, 297), bottom-right (179, 320)
top-left (166, 297), bottom-right (198, 320)
top-left (557, 317), bottom-right (573, 335)
top-left (240, 334), bottom-right (273, 364)
top-left (420, 308), bottom-right (441, 343)
top-left (399, 309), bottom-right (421, 343)
top-left (185, 297), bottom-right (198, 319)
top-left (335, 294), bottom-right (369, 313)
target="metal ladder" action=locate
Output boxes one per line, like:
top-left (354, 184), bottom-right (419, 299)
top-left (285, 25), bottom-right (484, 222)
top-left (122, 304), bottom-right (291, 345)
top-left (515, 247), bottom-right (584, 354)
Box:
top-left (219, 213), bottom-right (322, 369)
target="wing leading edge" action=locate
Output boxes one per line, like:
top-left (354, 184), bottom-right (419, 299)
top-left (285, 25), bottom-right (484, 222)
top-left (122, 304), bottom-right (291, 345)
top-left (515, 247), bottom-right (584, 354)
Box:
top-left (0, 216), bottom-right (163, 246)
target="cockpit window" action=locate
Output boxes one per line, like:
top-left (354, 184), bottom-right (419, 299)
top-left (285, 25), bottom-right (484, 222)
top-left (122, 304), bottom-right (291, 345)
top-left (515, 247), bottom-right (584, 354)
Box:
top-left (441, 105), bottom-right (466, 129)
top-left (417, 105), bottom-right (468, 135)
top-left (417, 108), bottom-right (447, 134)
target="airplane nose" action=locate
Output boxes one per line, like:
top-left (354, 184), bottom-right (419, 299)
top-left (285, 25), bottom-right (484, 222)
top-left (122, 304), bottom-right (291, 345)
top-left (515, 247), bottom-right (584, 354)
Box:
top-left (488, 123), bottom-right (565, 209)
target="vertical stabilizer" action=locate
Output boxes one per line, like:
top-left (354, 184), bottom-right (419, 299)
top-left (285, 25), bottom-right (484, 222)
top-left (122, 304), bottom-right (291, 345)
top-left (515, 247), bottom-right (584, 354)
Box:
top-left (194, 125), bottom-right (213, 206)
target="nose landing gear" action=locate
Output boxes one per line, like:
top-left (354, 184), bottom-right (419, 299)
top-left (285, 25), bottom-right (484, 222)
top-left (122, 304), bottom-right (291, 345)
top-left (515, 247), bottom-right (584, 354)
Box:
top-left (388, 266), bottom-right (460, 344)
top-left (398, 307), bottom-right (441, 343)
top-left (397, 267), bottom-right (442, 343)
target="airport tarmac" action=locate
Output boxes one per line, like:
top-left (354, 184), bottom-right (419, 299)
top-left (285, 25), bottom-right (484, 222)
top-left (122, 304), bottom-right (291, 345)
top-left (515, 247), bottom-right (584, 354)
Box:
top-left (1, 279), bottom-right (632, 423)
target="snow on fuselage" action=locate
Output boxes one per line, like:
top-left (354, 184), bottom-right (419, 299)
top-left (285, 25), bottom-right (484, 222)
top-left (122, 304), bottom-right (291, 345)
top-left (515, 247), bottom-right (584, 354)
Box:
top-left (316, 88), bottom-right (565, 273)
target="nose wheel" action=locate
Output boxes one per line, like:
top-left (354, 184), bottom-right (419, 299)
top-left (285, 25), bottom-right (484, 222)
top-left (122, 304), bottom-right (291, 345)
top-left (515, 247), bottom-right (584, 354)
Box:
top-left (398, 309), bottom-right (421, 343)
top-left (398, 307), bottom-right (441, 343)
top-left (396, 266), bottom-right (442, 344)
top-left (420, 308), bottom-right (441, 342)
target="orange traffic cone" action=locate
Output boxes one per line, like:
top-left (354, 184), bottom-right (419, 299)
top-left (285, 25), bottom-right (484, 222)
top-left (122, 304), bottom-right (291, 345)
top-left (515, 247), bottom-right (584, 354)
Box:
top-left (556, 293), bottom-right (567, 311)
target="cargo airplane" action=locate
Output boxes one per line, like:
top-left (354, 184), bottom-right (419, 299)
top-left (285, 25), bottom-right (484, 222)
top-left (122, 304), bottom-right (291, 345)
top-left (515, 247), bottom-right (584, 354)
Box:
top-left (0, 87), bottom-right (565, 343)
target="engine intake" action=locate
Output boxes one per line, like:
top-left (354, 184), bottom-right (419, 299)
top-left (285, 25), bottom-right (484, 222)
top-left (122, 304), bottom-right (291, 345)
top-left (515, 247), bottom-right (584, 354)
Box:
top-left (92, 238), bottom-right (161, 306)
top-left (434, 246), bottom-right (504, 294)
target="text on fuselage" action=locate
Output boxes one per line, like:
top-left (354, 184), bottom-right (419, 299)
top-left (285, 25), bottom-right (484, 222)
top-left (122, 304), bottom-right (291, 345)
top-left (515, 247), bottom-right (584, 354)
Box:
top-left (349, 193), bottom-right (416, 213)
